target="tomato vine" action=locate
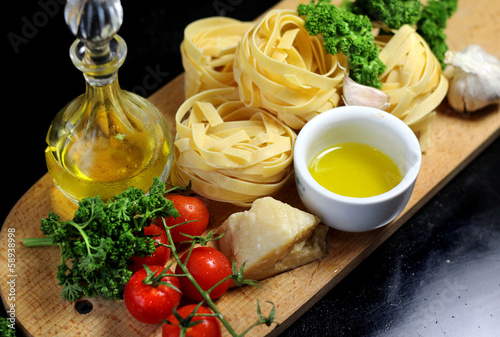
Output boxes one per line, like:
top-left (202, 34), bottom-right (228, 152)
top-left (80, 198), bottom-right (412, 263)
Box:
top-left (158, 219), bottom-right (280, 336)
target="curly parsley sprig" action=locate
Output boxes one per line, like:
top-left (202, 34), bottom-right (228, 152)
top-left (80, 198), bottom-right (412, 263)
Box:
top-left (297, 0), bottom-right (386, 88)
top-left (344, 0), bottom-right (458, 68)
top-left (22, 177), bottom-right (181, 301)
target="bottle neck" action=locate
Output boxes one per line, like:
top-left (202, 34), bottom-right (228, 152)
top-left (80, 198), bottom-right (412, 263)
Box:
top-left (84, 75), bottom-right (121, 102)
top-left (70, 35), bottom-right (127, 87)
top-left (84, 69), bottom-right (119, 87)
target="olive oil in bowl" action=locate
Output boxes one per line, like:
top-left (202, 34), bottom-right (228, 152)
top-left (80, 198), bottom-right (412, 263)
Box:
top-left (308, 142), bottom-right (402, 198)
top-left (294, 106), bottom-right (422, 231)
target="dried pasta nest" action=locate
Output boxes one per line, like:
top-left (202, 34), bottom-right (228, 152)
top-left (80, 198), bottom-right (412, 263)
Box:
top-left (171, 87), bottom-right (297, 207)
top-left (376, 25), bottom-right (449, 151)
top-left (233, 9), bottom-right (347, 130)
top-left (181, 17), bottom-right (254, 98)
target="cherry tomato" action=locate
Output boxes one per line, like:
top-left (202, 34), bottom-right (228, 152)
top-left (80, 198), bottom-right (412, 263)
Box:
top-left (162, 304), bottom-right (221, 337)
top-left (175, 247), bottom-right (232, 301)
top-left (129, 224), bottom-right (171, 273)
top-left (157, 195), bottom-right (209, 243)
top-left (124, 265), bottom-right (182, 324)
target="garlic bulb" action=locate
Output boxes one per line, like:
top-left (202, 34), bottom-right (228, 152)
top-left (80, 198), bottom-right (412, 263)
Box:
top-left (342, 75), bottom-right (390, 110)
top-left (443, 44), bottom-right (500, 112)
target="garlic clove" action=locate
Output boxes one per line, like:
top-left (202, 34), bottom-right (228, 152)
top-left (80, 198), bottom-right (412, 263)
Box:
top-left (444, 44), bottom-right (500, 112)
top-left (342, 75), bottom-right (390, 110)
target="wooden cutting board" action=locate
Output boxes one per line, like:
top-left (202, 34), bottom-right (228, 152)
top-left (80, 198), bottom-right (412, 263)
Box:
top-left (1, 0), bottom-right (500, 336)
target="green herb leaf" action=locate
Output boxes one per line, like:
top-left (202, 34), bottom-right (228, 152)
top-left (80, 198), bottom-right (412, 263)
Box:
top-left (298, 0), bottom-right (386, 88)
top-left (24, 177), bottom-right (179, 301)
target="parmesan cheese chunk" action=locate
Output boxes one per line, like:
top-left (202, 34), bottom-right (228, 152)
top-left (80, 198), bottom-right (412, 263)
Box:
top-left (218, 197), bottom-right (328, 281)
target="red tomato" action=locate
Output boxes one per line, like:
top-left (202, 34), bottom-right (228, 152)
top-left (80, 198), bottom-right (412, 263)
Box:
top-left (129, 224), bottom-right (171, 273)
top-left (124, 265), bottom-right (182, 324)
top-left (162, 304), bottom-right (221, 337)
top-left (157, 195), bottom-right (209, 243)
top-left (175, 247), bottom-right (232, 301)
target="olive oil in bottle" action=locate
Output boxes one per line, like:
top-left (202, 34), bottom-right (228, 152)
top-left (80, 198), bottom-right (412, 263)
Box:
top-left (45, 0), bottom-right (173, 203)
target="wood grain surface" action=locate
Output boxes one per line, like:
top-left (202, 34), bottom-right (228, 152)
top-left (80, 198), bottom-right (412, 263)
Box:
top-left (1, 0), bottom-right (500, 336)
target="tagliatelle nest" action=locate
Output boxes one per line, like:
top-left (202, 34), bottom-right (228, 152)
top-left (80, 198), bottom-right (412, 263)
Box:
top-left (171, 87), bottom-right (297, 207)
top-left (376, 25), bottom-right (449, 151)
top-left (181, 17), bottom-right (254, 99)
top-left (233, 9), bottom-right (347, 130)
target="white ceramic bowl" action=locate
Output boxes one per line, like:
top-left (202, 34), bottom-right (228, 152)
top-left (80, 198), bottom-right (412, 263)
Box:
top-left (294, 106), bottom-right (422, 232)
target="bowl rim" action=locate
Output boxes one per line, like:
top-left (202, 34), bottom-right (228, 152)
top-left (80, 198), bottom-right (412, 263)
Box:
top-left (294, 105), bottom-right (422, 206)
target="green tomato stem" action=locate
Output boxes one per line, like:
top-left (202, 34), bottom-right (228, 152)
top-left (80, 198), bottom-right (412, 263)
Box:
top-left (160, 218), bottom-right (240, 336)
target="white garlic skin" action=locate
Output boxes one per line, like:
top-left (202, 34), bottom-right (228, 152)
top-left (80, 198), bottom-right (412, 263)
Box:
top-left (444, 44), bottom-right (500, 112)
top-left (342, 75), bottom-right (390, 111)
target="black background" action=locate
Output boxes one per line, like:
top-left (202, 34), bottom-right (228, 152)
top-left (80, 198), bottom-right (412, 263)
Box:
top-left (3, 0), bottom-right (500, 336)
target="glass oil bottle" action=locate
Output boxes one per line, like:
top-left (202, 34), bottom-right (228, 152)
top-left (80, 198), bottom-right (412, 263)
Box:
top-left (45, 0), bottom-right (173, 203)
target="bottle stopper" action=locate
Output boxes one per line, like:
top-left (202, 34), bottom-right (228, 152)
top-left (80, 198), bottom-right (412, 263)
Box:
top-left (64, 0), bottom-right (127, 85)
